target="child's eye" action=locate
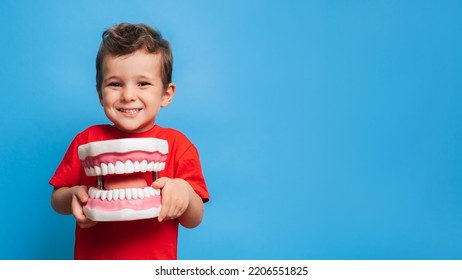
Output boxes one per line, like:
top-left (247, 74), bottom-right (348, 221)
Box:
top-left (108, 82), bottom-right (121, 87)
top-left (138, 82), bottom-right (151, 87)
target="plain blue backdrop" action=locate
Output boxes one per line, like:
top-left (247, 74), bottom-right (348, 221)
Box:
top-left (0, 0), bottom-right (461, 259)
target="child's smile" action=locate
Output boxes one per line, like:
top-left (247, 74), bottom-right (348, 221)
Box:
top-left (117, 107), bottom-right (144, 119)
top-left (118, 108), bottom-right (142, 115)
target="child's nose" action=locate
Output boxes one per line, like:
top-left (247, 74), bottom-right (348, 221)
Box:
top-left (121, 87), bottom-right (137, 101)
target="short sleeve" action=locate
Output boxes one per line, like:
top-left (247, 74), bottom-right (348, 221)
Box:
top-left (49, 135), bottom-right (84, 188)
top-left (176, 145), bottom-right (209, 202)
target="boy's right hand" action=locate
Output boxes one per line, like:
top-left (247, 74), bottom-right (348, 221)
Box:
top-left (71, 185), bottom-right (98, 229)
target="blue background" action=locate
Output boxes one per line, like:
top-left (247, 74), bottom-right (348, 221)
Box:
top-left (0, 0), bottom-right (461, 259)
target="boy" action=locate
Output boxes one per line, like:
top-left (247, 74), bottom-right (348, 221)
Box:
top-left (50, 23), bottom-right (209, 260)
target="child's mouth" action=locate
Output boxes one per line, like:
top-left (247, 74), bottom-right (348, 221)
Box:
top-left (118, 108), bottom-right (142, 114)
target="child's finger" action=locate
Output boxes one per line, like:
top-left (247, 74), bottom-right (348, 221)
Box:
top-left (152, 177), bottom-right (168, 189)
top-left (158, 195), bottom-right (170, 222)
top-left (71, 195), bottom-right (87, 222)
top-left (78, 219), bottom-right (98, 229)
top-left (72, 190), bottom-right (98, 228)
top-left (77, 191), bottom-right (89, 204)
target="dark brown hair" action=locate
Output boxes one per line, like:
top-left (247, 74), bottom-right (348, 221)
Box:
top-left (95, 23), bottom-right (173, 98)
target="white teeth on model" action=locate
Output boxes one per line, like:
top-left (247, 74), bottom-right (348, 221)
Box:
top-left (84, 161), bottom-right (165, 176)
top-left (115, 161), bottom-right (124, 174)
top-left (88, 187), bottom-right (160, 200)
top-left (108, 163), bottom-right (115, 174)
top-left (140, 160), bottom-right (148, 172)
top-left (95, 190), bottom-right (103, 198)
top-left (101, 190), bottom-right (107, 200)
top-left (134, 161), bottom-right (140, 172)
top-left (125, 160), bottom-right (134, 173)
top-left (113, 189), bottom-right (119, 200)
top-left (89, 187), bottom-right (96, 197)
top-left (138, 188), bottom-right (145, 199)
top-left (101, 163), bottom-right (108, 176)
top-left (143, 188), bottom-right (150, 198)
top-left (152, 162), bottom-right (160, 171)
top-left (107, 190), bottom-right (113, 201)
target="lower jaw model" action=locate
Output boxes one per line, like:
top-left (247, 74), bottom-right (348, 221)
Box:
top-left (78, 138), bottom-right (168, 221)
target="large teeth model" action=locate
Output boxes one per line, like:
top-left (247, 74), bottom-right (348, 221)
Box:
top-left (78, 138), bottom-right (168, 222)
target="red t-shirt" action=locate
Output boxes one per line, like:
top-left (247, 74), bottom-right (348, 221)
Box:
top-left (49, 124), bottom-right (209, 260)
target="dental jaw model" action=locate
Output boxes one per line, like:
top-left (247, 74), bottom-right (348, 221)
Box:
top-left (78, 138), bottom-right (168, 221)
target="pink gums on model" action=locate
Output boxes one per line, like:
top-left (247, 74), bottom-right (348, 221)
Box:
top-left (85, 196), bottom-right (161, 211)
top-left (80, 150), bottom-right (167, 168)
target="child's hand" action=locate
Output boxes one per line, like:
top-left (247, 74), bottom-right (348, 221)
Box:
top-left (71, 185), bottom-right (98, 229)
top-left (151, 177), bottom-right (191, 222)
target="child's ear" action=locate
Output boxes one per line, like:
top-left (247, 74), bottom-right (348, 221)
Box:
top-left (161, 83), bottom-right (176, 107)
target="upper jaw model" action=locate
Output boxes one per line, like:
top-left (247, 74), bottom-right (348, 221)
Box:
top-left (78, 138), bottom-right (168, 221)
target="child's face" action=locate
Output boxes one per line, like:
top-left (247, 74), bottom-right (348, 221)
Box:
top-left (99, 50), bottom-right (175, 133)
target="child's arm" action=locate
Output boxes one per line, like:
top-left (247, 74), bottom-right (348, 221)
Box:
top-left (51, 186), bottom-right (98, 228)
top-left (152, 178), bottom-right (204, 228)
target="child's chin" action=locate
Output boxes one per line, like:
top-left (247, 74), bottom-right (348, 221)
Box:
top-left (114, 122), bottom-right (154, 134)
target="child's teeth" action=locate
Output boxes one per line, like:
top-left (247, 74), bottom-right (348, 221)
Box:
top-left (122, 109), bottom-right (139, 114)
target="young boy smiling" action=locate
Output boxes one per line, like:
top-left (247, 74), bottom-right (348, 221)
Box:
top-left (50, 23), bottom-right (209, 259)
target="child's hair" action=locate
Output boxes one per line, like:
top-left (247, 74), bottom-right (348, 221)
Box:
top-left (95, 23), bottom-right (173, 97)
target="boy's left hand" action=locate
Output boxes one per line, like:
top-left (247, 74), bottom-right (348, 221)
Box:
top-left (151, 177), bottom-right (191, 222)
